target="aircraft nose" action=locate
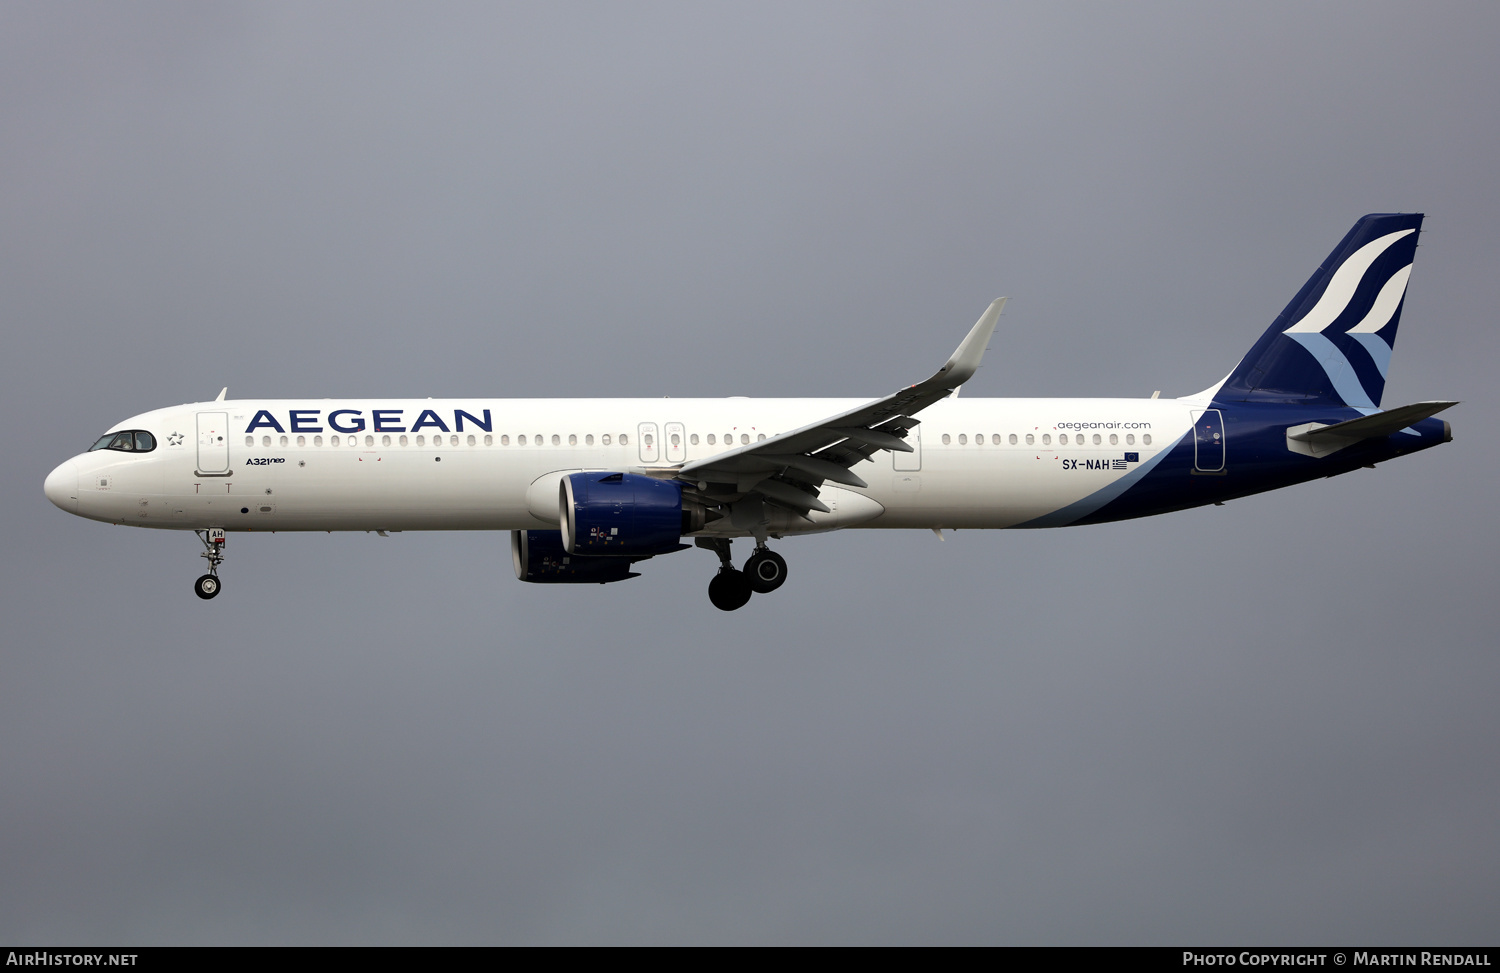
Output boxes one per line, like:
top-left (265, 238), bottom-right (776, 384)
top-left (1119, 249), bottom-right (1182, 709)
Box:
top-left (44, 459), bottom-right (79, 513)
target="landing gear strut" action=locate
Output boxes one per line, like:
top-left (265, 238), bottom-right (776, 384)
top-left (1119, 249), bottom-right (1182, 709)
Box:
top-left (696, 538), bottom-right (789, 610)
top-left (697, 537), bottom-right (751, 611)
top-left (194, 529), bottom-right (225, 600)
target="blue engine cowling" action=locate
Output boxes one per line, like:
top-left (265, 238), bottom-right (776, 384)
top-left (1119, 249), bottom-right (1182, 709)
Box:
top-left (560, 471), bottom-right (691, 556)
top-left (511, 530), bottom-right (643, 584)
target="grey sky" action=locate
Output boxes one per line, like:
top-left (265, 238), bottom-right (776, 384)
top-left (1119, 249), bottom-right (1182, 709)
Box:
top-left (1, 2), bottom-right (1496, 944)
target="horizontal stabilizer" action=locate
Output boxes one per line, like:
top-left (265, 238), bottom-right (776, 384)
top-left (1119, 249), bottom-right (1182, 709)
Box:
top-left (1287, 400), bottom-right (1457, 457)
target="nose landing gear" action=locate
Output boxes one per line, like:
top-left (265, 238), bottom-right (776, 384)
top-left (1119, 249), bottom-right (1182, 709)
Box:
top-left (194, 529), bottom-right (225, 600)
top-left (695, 538), bottom-right (789, 610)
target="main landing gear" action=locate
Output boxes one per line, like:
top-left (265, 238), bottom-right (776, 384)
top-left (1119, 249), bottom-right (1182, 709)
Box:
top-left (194, 529), bottom-right (225, 600)
top-left (744, 548), bottom-right (787, 593)
top-left (697, 539), bottom-right (788, 611)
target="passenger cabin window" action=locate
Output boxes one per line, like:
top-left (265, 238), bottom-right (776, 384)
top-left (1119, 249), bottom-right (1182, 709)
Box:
top-left (1126, 433), bottom-right (1135, 445)
top-left (1009, 434), bottom-right (1018, 445)
top-left (601, 434), bottom-right (611, 445)
top-left (90, 430), bottom-right (156, 452)
top-left (1093, 433), bottom-right (1102, 445)
top-left (1025, 434), bottom-right (1034, 445)
top-left (1142, 433), bottom-right (1153, 445)
top-left (1042, 434), bottom-right (1051, 445)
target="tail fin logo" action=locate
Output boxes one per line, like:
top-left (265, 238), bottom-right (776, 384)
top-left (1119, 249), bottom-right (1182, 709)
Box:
top-left (1214, 214), bottom-right (1422, 409)
top-left (1280, 229), bottom-right (1415, 410)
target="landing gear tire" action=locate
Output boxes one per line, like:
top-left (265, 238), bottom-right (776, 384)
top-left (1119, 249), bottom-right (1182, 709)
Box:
top-left (744, 549), bottom-right (788, 593)
top-left (194, 574), bottom-right (221, 600)
top-left (708, 568), bottom-right (753, 611)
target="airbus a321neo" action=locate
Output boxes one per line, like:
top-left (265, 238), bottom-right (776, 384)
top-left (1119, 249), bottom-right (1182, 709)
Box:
top-left (45, 214), bottom-right (1456, 610)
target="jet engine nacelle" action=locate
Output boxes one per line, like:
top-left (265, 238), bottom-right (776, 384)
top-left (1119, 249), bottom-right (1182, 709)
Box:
top-left (511, 529), bottom-right (643, 584)
top-left (560, 471), bottom-right (703, 556)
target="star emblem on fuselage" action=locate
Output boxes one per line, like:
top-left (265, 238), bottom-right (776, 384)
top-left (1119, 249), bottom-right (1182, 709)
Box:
top-left (167, 432), bottom-right (184, 446)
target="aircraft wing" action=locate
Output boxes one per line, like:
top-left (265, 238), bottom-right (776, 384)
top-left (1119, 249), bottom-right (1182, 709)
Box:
top-left (673, 298), bottom-right (1006, 513)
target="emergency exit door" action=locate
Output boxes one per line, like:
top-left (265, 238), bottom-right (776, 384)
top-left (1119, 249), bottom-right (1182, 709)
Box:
top-left (1192, 409), bottom-right (1225, 472)
top-left (638, 422), bottom-right (659, 463)
top-left (197, 412), bottom-right (230, 474)
top-left (893, 424), bottom-right (921, 471)
top-left (664, 422), bottom-right (686, 463)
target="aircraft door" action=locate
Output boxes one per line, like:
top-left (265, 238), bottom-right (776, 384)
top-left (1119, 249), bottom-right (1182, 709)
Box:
top-left (664, 422), bottom-right (686, 463)
top-left (638, 422), bottom-right (659, 463)
top-left (1192, 409), bottom-right (1225, 472)
top-left (892, 424), bottom-right (921, 471)
top-left (197, 412), bottom-right (230, 474)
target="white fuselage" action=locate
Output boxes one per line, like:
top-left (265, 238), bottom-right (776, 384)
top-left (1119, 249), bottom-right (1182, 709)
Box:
top-left (46, 397), bottom-right (1191, 535)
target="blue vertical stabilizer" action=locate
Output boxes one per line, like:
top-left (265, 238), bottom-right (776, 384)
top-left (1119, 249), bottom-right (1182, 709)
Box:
top-left (1214, 213), bottom-right (1423, 409)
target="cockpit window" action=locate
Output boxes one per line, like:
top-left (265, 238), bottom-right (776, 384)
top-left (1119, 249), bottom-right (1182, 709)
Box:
top-left (89, 430), bottom-right (156, 453)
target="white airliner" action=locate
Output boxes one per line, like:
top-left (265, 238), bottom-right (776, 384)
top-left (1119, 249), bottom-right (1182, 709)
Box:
top-left (44, 214), bottom-right (1456, 610)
